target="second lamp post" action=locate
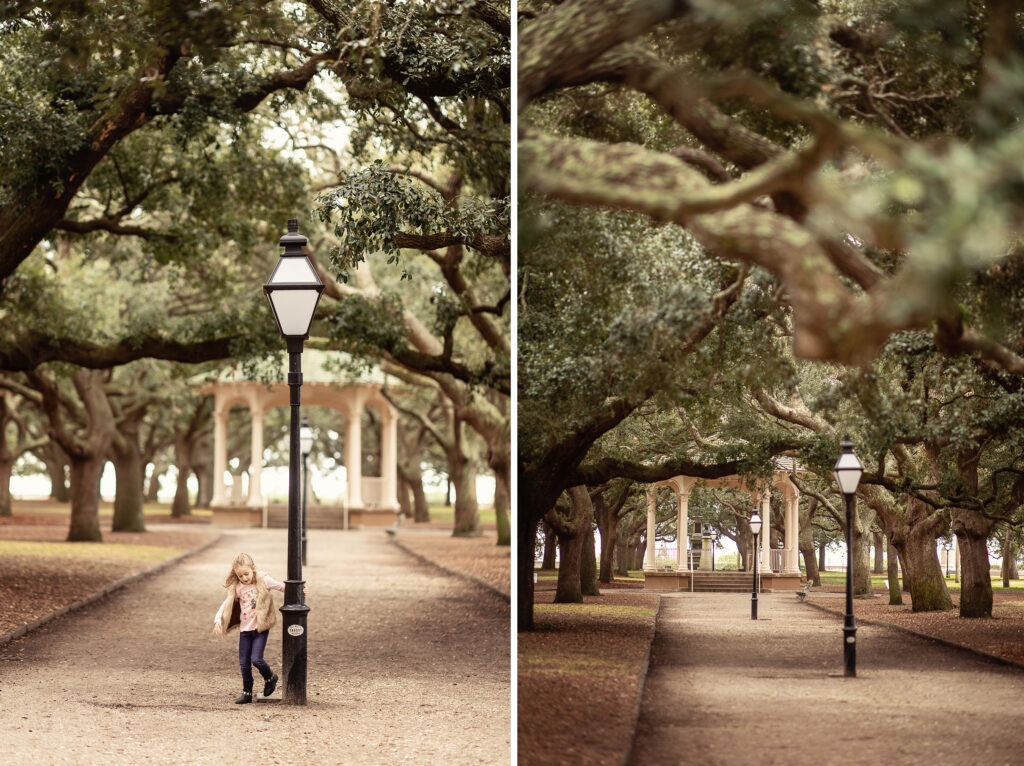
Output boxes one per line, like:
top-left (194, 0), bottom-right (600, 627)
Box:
top-left (833, 435), bottom-right (864, 678)
top-left (263, 219), bottom-right (324, 704)
top-left (750, 512), bottom-right (762, 620)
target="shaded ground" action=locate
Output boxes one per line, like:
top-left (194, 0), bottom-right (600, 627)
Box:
top-left (0, 527), bottom-right (509, 765)
top-left (807, 584), bottom-right (1024, 665)
top-left (520, 576), bottom-right (1024, 766)
top-left (518, 590), bottom-right (660, 766)
top-left (630, 593), bottom-right (1024, 766)
top-left (0, 522), bottom-right (218, 637)
top-left (391, 527), bottom-right (510, 597)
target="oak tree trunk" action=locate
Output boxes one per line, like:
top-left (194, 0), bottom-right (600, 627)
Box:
top-left (171, 435), bottom-right (192, 518)
top-left (891, 500), bottom-right (953, 612)
top-left (111, 442), bottom-right (146, 532)
top-left (800, 540), bottom-right (819, 585)
top-left (40, 444), bottom-right (71, 503)
top-left (953, 510), bottom-right (995, 618)
top-left (873, 531), bottom-right (885, 574)
top-left (68, 454), bottom-right (105, 542)
top-left (887, 541), bottom-right (903, 605)
top-left (111, 416), bottom-right (146, 532)
top-left (554, 528), bottom-right (585, 603)
top-left (451, 454), bottom-right (481, 537)
top-left (581, 524), bottom-right (600, 596)
top-left (492, 460), bottom-right (511, 546)
top-left (1001, 525), bottom-right (1018, 587)
top-left (396, 472), bottom-right (412, 517)
top-left (0, 456), bottom-right (12, 517)
top-left (541, 523), bottom-right (556, 569)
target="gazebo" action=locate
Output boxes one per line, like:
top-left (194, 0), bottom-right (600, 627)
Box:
top-left (197, 352), bottom-right (400, 528)
top-left (643, 460), bottom-right (804, 592)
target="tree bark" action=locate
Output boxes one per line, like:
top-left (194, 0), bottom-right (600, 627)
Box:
top-left (554, 524), bottom-right (585, 603)
top-left (541, 522), bottom-right (556, 569)
top-left (548, 486), bottom-right (596, 604)
top-left (581, 523), bottom-right (600, 596)
top-left (111, 414), bottom-right (146, 532)
top-left (67, 453), bottom-right (105, 542)
top-left (144, 461), bottom-right (165, 503)
top-left (1002, 525), bottom-right (1019, 587)
top-left (492, 458), bottom-right (511, 546)
top-left (953, 510), bottom-right (995, 618)
top-left (887, 541), bottom-right (903, 605)
top-left (853, 516), bottom-right (873, 597)
top-left (38, 443), bottom-right (71, 502)
top-left (890, 498), bottom-right (954, 612)
top-left (451, 447), bottom-right (481, 537)
top-left (800, 540), bottom-right (819, 585)
top-left (818, 541), bottom-right (827, 573)
top-left (952, 449), bottom-right (995, 618)
top-left (397, 472), bottom-right (412, 518)
top-left (0, 455), bottom-right (12, 517)
top-left (171, 434), bottom-right (193, 518)
top-left (872, 531), bottom-right (885, 574)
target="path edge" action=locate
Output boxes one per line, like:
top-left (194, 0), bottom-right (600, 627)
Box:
top-left (800, 595), bottom-right (1024, 672)
top-left (621, 593), bottom-right (663, 766)
top-left (0, 532), bottom-right (224, 649)
top-left (388, 533), bottom-right (511, 603)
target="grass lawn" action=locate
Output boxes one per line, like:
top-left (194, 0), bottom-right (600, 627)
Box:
top-left (815, 571), bottom-right (1024, 590)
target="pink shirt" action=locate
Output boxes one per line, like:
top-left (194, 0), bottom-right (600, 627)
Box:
top-left (215, 574), bottom-right (285, 631)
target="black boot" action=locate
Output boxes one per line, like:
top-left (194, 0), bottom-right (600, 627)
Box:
top-left (235, 688), bottom-right (253, 704)
top-left (263, 673), bottom-right (279, 698)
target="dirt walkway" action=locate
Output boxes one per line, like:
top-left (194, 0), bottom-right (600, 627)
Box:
top-left (629, 592), bottom-right (1024, 766)
top-left (0, 528), bottom-right (510, 765)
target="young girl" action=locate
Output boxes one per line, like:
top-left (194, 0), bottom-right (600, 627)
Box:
top-left (213, 552), bottom-right (285, 704)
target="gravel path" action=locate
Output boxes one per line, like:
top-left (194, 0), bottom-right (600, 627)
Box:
top-left (0, 528), bottom-right (510, 765)
top-left (629, 592), bottom-right (1024, 766)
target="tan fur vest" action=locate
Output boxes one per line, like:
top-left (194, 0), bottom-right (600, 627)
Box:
top-left (218, 572), bottom-right (277, 634)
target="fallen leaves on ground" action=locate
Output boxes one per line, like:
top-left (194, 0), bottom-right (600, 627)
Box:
top-left (519, 591), bottom-right (659, 766)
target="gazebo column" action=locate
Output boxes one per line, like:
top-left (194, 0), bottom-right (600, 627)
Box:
top-left (644, 489), bottom-right (657, 572)
top-left (760, 490), bottom-right (773, 573)
top-left (211, 401), bottom-right (228, 507)
top-left (675, 490), bottom-right (690, 572)
top-left (246, 404), bottom-right (265, 508)
top-left (784, 487), bottom-right (802, 574)
top-left (345, 398), bottom-right (365, 509)
top-left (381, 405), bottom-right (399, 509)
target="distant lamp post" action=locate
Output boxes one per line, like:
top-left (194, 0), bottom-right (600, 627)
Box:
top-left (943, 541), bottom-right (952, 578)
top-left (750, 512), bottom-right (762, 620)
top-left (263, 218), bottom-right (324, 705)
top-left (833, 435), bottom-right (864, 678)
top-left (710, 528), bottom-right (719, 571)
top-left (300, 418), bottom-right (314, 567)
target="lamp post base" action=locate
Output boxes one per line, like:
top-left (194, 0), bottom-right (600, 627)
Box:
top-left (843, 623), bottom-right (857, 677)
top-left (281, 596), bottom-right (310, 704)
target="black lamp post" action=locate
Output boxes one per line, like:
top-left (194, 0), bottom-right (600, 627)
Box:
top-left (710, 528), bottom-right (718, 571)
top-left (300, 418), bottom-right (314, 567)
top-left (263, 218), bottom-right (324, 705)
top-left (750, 512), bottom-right (762, 620)
top-left (943, 541), bottom-right (952, 578)
top-left (833, 435), bottom-right (864, 678)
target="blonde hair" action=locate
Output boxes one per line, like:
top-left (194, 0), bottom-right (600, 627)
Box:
top-left (224, 552), bottom-right (257, 588)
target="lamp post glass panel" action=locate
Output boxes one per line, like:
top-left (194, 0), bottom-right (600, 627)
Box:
top-left (263, 219), bottom-right (324, 705)
top-left (749, 513), bottom-right (762, 620)
top-left (833, 436), bottom-right (864, 678)
top-left (300, 419), bottom-right (314, 567)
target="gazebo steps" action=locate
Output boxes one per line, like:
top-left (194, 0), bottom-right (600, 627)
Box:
top-left (691, 572), bottom-right (760, 593)
top-left (266, 505), bottom-right (346, 529)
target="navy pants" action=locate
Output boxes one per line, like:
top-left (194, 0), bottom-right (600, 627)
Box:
top-left (238, 630), bottom-right (273, 691)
